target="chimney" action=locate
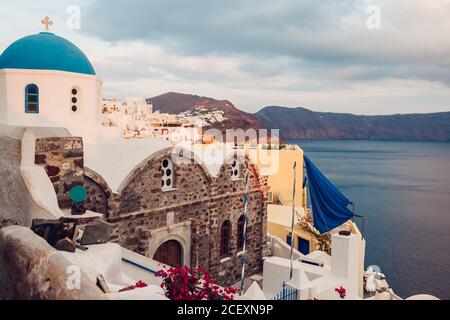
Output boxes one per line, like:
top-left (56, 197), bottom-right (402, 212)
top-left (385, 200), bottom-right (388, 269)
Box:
top-left (331, 232), bottom-right (362, 298)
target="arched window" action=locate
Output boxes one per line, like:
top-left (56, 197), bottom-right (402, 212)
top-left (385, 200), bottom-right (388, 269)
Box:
top-left (237, 215), bottom-right (245, 250)
top-left (70, 86), bottom-right (81, 113)
top-left (161, 158), bottom-right (174, 190)
top-left (25, 84), bottom-right (39, 113)
top-left (220, 220), bottom-right (231, 257)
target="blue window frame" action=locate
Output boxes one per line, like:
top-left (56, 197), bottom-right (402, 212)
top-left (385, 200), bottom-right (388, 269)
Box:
top-left (286, 233), bottom-right (292, 246)
top-left (298, 236), bottom-right (310, 255)
top-left (25, 84), bottom-right (39, 113)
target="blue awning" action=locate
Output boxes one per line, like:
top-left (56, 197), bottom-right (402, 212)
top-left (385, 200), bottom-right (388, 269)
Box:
top-left (304, 156), bottom-right (354, 234)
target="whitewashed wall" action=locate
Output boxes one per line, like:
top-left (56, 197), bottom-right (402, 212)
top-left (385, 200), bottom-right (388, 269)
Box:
top-left (0, 69), bottom-right (102, 138)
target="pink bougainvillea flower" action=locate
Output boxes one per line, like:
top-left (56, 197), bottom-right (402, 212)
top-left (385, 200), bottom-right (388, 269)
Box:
top-left (134, 280), bottom-right (148, 288)
top-left (155, 265), bottom-right (236, 300)
top-left (335, 286), bottom-right (347, 299)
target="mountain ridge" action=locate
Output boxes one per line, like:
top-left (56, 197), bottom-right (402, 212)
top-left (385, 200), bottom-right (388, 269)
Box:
top-left (148, 92), bottom-right (265, 132)
top-left (256, 106), bottom-right (450, 141)
top-left (148, 92), bottom-right (450, 141)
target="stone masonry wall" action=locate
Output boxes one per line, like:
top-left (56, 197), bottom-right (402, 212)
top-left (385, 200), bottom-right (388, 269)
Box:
top-left (84, 176), bottom-right (109, 214)
top-left (34, 137), bottom-right (84, 210)
top-left (208, 162), bottom-right (267, 285)
top-left (32, 136), bottom-right (268, 287)
top-left (104, 149), bottom-right (268, 286)
top-left (107, 149), bottom-right (213, 268)
top-left (114, 151), bottom-right (212, 215)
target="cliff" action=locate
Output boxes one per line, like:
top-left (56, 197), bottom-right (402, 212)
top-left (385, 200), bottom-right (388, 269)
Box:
top-left (256, 106), bottom-right (450, 141)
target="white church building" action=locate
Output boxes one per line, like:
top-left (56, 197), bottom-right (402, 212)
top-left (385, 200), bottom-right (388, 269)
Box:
top-left (0, 30), bottom-right (103, 139)
top-left (0, 27), bottom-right (202, 146)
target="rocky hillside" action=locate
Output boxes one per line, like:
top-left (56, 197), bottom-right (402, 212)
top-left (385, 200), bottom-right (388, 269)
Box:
top-left (148, 93), bottom-right (450, 141)
top-left (148, 92), bottom-right (264, 132)
top-left (256, 106), bottom-right (450, 141)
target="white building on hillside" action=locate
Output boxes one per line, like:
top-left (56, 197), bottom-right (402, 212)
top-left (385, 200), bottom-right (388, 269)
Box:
top-left (101, 99), bottom-right (202, 144)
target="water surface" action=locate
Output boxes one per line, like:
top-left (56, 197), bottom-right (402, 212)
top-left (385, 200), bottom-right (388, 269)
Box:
top-left (289, 140), bottom-right (450, 299)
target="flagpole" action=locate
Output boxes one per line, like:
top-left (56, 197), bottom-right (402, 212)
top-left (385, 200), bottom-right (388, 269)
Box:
top-left (289, 161), bottom-right (297, 280)
top-left (240, 161), bottom-right (250, 294)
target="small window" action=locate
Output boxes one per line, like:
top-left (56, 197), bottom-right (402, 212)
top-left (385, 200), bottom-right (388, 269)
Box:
top-left (220, 220), bottom-right (231, 257)
top-left (25, 84), bottom-right (39, 113)
top-left (231, 158), bottom-right (241, 180)
top-left (70, 86), bottom-right (81, 113)
top-left (237, 215), bottom-right (245, 250)
top-left (161, 158), bottom-right (174, 190)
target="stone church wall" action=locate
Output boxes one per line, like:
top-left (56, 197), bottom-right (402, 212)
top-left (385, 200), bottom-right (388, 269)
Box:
top-left (106, 153), bottom-right (268, 286)
top-left (33, 135), bottom-right (268, 286)
top-left (107, 149), bottom-right (214, 271)
top-left (208, 162), bottom-right (267, 285)
top-left (83, 168), bottom-right (111, 215)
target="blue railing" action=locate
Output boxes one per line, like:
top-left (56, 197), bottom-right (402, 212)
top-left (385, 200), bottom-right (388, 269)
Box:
top-left (272, 282), bottom-right (298, 300)
top-left (121, 257), bottom-right (158, 274)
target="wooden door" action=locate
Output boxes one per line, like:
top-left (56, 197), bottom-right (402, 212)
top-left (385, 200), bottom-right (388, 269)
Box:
top-left (153, 240), bottom-right (182, 267)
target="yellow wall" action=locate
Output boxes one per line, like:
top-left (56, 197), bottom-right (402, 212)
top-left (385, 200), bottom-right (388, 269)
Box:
top-left (248, 144), bottom-right (317, 253)
top-left (249, 145), bottom-right (304, 207)
top-left (267, 221), bottom-right (317, 254)
top-left (269, 146), bottom-right (304, 207)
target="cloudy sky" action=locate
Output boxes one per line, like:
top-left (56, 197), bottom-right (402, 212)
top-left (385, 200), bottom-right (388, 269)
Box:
top-left (1, 0), bottom-right (450, 114)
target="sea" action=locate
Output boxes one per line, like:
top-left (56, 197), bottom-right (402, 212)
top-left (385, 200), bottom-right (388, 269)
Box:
top-left (289, 140), bottom-right (450, 299)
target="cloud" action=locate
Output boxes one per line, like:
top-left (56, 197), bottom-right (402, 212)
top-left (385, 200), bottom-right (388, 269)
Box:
top-left (3, 0), bottom-right (448, 114)
top-left (82, 0), bottom-right (450, 85)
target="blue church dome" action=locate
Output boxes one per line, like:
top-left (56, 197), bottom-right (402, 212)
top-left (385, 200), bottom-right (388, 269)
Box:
top-left (0, 32), bottom-right (96, 75)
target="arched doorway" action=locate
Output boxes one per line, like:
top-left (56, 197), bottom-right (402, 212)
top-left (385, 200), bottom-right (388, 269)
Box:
top-left (153, 240), bottom-right (182, 267)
